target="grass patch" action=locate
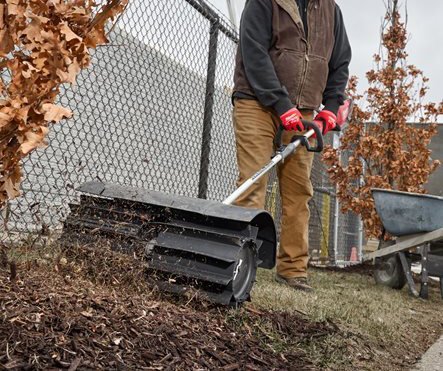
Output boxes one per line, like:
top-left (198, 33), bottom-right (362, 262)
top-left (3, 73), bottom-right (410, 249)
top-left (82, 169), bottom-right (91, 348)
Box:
top-left (249, 268), bottom-right (443, 369)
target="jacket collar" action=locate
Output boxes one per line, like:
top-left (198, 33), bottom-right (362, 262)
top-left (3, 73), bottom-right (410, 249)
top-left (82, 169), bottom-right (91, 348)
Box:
top-left (274, 0), bottom-right (303, 27)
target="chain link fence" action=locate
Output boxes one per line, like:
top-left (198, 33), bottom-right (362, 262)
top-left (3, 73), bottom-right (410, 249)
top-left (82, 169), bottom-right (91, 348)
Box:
top-left (1, 0), bottom-right (361, 266)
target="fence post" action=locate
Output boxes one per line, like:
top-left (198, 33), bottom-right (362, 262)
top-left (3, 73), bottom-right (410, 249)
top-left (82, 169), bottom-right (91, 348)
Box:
top-left (198, 20), bottom-right (219, 199)
top-left (357, 217), bottom-right (364, 262)
top-left (332, 133), bottom-right (341, 264)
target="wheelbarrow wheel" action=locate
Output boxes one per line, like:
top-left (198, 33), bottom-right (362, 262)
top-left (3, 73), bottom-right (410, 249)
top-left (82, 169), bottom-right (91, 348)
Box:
top-left (374, 255), bottom-right (408, 290)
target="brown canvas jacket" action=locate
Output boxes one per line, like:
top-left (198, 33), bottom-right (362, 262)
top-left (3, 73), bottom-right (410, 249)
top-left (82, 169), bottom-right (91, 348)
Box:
top-left (234, 0), bottom-right (336, 111)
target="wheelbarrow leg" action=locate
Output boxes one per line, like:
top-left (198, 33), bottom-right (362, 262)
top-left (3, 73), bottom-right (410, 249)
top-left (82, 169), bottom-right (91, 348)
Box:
top-left (398, 252), bottom-right (418, 297)
top-left (419, 243), bottom-right (430, 300)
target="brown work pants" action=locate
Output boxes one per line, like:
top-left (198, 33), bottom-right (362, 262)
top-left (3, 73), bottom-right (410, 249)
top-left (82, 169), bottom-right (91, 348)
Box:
top-left (233, 99), bottom-right (314, 278)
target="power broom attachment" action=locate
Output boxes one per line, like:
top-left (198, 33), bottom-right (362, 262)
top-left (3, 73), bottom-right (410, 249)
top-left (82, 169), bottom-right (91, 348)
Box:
top-left (61, 181), bottom-right (277, 305)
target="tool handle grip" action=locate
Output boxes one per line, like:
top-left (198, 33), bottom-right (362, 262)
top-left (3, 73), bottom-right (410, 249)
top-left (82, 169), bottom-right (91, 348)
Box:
top-left (274, 120), bottom-right (324, 153)
top-left (301, 120), bottom-right (323, 152)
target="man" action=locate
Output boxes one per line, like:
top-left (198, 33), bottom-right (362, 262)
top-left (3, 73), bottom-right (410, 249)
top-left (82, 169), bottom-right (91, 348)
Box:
top-left (232, 0), bottom-right (351, 291)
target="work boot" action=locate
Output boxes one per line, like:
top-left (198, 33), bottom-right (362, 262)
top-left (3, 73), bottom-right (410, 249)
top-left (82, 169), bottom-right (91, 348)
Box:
top-left (275, 274), bottom-right (314, 292)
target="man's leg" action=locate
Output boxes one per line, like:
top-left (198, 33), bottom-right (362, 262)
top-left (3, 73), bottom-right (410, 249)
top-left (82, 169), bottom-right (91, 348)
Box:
top-left (276, 111), bottom-right (314, 280)
top-left (233, 99), bottom-right (276, 209)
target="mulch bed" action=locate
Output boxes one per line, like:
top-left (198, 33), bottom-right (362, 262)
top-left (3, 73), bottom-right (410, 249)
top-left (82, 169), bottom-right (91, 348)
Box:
top-left (0, 248), bottom-right (336, 370)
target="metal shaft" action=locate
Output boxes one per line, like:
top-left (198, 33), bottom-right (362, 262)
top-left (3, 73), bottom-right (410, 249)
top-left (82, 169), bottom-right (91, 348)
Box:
top-left (223, 129), bottom-right (315, 205)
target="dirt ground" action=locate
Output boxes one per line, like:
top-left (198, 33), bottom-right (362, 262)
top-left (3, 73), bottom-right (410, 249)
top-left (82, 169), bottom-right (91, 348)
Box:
top-left (1, 244), bottom-right (442, 370)
top-left (0, 244), bottom-right (333, 370)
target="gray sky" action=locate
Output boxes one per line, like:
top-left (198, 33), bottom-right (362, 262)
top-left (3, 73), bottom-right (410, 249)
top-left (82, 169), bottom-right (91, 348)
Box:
top-left (213, 0), bottom-right (443, 109)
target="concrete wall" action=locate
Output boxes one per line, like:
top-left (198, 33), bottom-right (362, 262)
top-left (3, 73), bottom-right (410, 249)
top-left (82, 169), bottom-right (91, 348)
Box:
top-left (426, 124), bottom-right (443, 196)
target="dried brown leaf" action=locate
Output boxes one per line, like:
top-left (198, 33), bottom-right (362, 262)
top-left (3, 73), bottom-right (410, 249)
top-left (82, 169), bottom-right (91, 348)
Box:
top-left (41, 103), bottom-right (72, 122)
top-left (20, 126), bottom-right (48, 154)
top-left (0, 29), bottom-right (14, 56)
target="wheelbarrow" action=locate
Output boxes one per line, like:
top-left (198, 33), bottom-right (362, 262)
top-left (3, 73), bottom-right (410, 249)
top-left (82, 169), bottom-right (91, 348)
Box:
top-left (363, 189), bottom-right (443, 299)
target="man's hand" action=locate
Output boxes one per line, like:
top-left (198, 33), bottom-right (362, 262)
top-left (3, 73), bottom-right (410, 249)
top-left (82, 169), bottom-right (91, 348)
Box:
top-left (314, 110), bottom-right (337, 135)
top-left (280, 107), bottom-right (304, 131)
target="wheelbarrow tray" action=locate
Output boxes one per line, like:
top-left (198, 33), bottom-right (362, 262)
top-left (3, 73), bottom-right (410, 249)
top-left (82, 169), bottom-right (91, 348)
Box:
top-left (372, 189), bottom-right (443, 237)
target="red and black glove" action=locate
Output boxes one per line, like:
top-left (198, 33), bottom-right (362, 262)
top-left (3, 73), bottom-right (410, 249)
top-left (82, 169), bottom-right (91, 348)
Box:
top-left (314, 110), bottom-right (337, 135)
top-left (280, 107), bottom-right (304, 131)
